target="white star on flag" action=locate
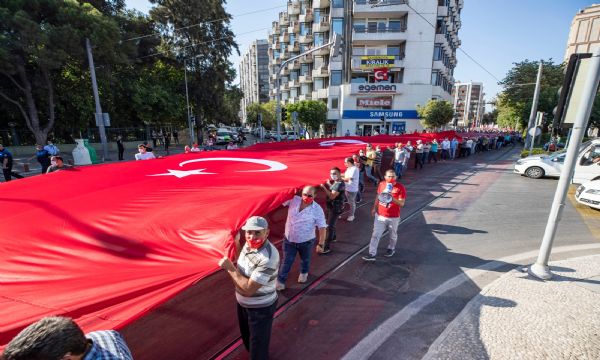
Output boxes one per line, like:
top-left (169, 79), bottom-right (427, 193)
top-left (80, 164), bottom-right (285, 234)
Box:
top-left (149, 169), bottom-right (216, 178)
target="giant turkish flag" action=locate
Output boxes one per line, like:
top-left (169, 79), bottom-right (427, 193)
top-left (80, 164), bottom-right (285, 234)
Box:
top-left (0, 132), bottom-right (458, 347)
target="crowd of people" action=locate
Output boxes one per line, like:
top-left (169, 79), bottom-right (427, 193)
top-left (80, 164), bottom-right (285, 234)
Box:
top-left (2, 131), bottom-right (516, 360)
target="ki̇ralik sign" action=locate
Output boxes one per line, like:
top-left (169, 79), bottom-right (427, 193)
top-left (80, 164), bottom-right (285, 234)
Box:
top-left (360, 56), bottom-right (395, 69)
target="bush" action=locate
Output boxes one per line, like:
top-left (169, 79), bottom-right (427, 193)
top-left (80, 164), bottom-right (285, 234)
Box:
top-left (520, 148), bottom-right (547, 158)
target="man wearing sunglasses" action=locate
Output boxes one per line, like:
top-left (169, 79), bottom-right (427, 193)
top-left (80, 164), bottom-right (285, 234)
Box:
top-left (276, 186), bottom-right (327, 290)
top-left (363, 169), bottom-right (406, 261)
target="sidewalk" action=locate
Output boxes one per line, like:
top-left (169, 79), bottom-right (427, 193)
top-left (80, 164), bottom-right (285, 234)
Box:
top-left (423, 255), bottom-right (600, 360)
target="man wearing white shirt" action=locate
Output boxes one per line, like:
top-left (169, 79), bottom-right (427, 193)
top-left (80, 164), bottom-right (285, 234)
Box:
top-left (134, 144), bottom-right (156, 160)
top-left (342, 157), bottom-right (360, 221)
top-left (276, 186), bottom-right (327, 290)
top-left (441, 138), bottom-right (450, 160)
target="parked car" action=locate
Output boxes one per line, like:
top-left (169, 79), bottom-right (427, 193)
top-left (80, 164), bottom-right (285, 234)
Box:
top-left (514, 138), bottom-right (600, 183)
top-left (575, 180), bottom-right (600, 210)
top-left (215, 130), bottom-right (232, 144)
top-left (282, 131), bottom-right (300, 140)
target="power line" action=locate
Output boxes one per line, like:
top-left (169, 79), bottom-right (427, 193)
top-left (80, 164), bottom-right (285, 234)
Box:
top-left (136, 27), bottom-right (270, 60)
top-left (404, 2), bottom-right (502, 83)
top-left (125, 5), bottom-right (285, 42)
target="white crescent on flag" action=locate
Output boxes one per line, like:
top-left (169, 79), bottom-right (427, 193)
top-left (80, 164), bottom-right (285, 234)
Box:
top-left (319, 139), bottom-right (367, 147)
top-left (150, 157), bottom-right (288, 178)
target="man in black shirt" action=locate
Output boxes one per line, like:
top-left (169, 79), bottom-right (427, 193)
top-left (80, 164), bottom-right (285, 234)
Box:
top-left (319, 167), bottom-right (346, 254)
top-left (0, 144), bottom-right (24, 182)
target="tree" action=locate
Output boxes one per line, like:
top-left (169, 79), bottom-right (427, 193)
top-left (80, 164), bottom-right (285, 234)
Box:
top-left (497, 59), bottom-right (563, 130)
top-left (416, 100), bottom-right (454, 129)
top-left (286, 100), bottom-right (327, 134)
top-left (481, 109), bottom-right (498, 125)
top-left (0, 0), bottom-right (121, 144)
top-left (495, 94), bottom-right (521, 129)
top-left (221, 85), bottom-right (243, 125)
top-left (246, 101), bottom-right (275, 129)
top-left (149, 0), bottom-right (239, 141)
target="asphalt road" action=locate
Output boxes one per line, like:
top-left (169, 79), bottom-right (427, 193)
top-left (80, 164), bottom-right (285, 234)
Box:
top-left (119, 145), bottom-right (599, 360)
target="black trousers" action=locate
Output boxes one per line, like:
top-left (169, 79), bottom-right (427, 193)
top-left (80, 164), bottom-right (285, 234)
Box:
top-left (324, 208), bottom-right (339, 250)
top-left (237, 301), bottom-right (277, 360)
top-left (118, 147), bottom-right (124, 160)
top-left (2, 166), bottom-right (24, 182)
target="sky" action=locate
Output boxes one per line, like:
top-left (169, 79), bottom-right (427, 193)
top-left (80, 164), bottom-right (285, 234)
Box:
top-left (125, 0), bottom-right (595, 107)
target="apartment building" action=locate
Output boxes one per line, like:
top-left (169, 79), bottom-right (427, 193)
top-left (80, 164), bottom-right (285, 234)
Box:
top-left (451, 82), bottom-right (484, 128)
top-left (564, 4), bottom-right (600, 61)
top-left (240, 39), bottom-right (270, 124)
top-left (267, 0), bottom-right (462, 135)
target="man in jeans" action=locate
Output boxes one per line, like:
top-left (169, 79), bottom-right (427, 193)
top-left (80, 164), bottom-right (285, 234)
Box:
top-left (218, 216), bottom-right (280, 360)
top-left (319, 167), bottom-right (346, 254)
top-left (363, 169), bottom-right (406, 261)
top-left (276, 186), bottom-right (327, 290)
top-left (342, 157), bottom-right (360, 221)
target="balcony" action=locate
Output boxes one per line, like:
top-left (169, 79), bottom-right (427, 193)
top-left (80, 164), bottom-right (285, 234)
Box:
top-left (312, 65), bottom-right (329, 78)
top-left (272, 22), bottom-right (280, 34)
top-left (279, 14), bottom-right (290, 26)
top-left (299, 9), bottom-right (314, 22)
top-left (352, 26), bottom-right (407, 42)
top-left (288, 60), bottom-right (300, 70)
top-left (353, 0), bottom-right (409, 17)
top-left (299, 74), bottom-right (313, 83)
top-left (272, 57), bottom-right (282, 66)
top-left (282, 82), bottom-right (290, 91)
top-left (271, 41), bottom-right (280, 50)
top-left (289, 79), bottom-right (300, 87)
top-left (299, 54), bottom-right (314, 63)
top-left (312, 19), bottom-right (330, 33)
top-left (280, 32), bottom-right (289, 42)
top-left (281, 67), bottom-right (290, 75)
top-left (312, 0), bottom-right (330, 9)
top-left (299, 94), bottom-right (312, 101)
top-left (288, 42), bottom-right (299, 52)
top-left (351, 55), bottom-right (404, 70)
top-left (288, 0), bottom-right (301, 15)
top-left (313, 46), bottom-right (330, 56)
top-left (299, 34), bottom-right (314, 44)
top-left (312, 88), bottom-right (329, 99)
top-left (288, 21), bottom-right (299, 33)
top-left (280, 50), bottom-right (289, 60)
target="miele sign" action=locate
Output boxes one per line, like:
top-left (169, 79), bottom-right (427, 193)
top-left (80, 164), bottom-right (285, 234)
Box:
top-left (351, 83), bottom-right (402, 94)
top-left (357, 97), bottom-right (393, 108)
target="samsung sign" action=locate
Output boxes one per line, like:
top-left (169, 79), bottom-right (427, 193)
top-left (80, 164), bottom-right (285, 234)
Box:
top-left (351, 83), bottom-right (402, 94)
top-left (342, 110), bottom-right (419, 119)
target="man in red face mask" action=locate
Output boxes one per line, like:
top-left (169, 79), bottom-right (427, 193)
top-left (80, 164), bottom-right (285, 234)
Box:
top-left (218, 216), bottom-right (280, 360)
top-left (276, 186), bottom-right (327, 290)
top-left (362, 169), bottom-right (406, 261)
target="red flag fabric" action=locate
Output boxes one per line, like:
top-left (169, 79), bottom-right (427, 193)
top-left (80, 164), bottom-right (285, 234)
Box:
top-left (0, 131), bottom-right (459, 347)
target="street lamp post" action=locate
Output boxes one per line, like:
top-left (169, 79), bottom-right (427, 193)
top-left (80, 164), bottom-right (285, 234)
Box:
top-left (274, 34), bottom-right (342, 141)
top-left (184, 59), bottom-right (195, 145)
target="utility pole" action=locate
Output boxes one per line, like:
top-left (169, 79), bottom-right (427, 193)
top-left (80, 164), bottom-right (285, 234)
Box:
top-left (525, 62), bottom-right (543, 150)
top-left (275, 34), bottom-right (342, 141)
top-left (86, 38), bottom-right (109, 161)
top-left (184, 59), bottom-right (194, 145)
top-left (529, 49), bottom-right (600, 280)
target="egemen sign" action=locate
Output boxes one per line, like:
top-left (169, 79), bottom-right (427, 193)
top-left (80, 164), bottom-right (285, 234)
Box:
top-left (358, 84), bottom-right (396, 93)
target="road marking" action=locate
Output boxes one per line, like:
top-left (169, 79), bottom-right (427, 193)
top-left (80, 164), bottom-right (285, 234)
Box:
top-left (341, 243), bottom-right (600, 360)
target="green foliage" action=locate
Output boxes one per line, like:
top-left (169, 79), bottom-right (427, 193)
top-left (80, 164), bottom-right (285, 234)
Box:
top-left (497, 59), bottom-right (563, 130)
top-left (285, 100), bottom-right (327, 131)
top-left (481, 109), bottom-right (498, 125)
top-left (221, 85), bottom-right (243, 126)
top-left (520, 148), bottom-right (547, 158)
top-left (246, 101), bottom-right (276, 129)
top-left (416, 100), bottom-right (454, 129)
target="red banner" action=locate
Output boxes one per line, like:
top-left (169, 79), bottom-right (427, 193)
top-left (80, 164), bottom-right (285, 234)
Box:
top-left (0, 132), bottom-right (459, 347)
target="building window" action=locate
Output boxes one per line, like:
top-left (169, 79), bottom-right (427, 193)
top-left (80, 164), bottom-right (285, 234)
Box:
top-left (352, 46), bottom-right (365, 56)
top-left (331, 97), bottom-right (339, 109)
top-left (314, 32), bottom-right (325, 46)
top-left (431, 71), bottom-right (441, 86)
top-left (433, 44), bottom-right (442, 60)
top-left (332, 0), bottom-right (344, 8)
top-left (332, 18), bottom-right (344, 35)
top-left (314, 77), bottom-right (325, 90)
top-left (353, 19), bottom-right (366, 32)
top-left (291, 88), bottom-right (298, 98)
top-left (330, 70), bottom-right (342, 86)
top-left (388, 20), bottom-right (404, 32)
top-left (301, 64), bottom-right (310, 76)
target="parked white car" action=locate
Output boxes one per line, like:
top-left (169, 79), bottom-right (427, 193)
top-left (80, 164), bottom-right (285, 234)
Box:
top-left (282, 131), bottom-right (299, 140)
top-left (514, 138), bottom-right (600, 183)
top-left (575, 180), bottom-right (600, 210)
top-left (514, 151), bottom-right (566, 179)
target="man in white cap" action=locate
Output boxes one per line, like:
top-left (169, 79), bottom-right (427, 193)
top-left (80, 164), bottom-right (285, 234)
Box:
top-left (218, 216), bottom-right (280, 360)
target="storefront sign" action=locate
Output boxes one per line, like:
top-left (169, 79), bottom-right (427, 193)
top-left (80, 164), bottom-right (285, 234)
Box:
top-left (353, 83), bottom-right (400, 94)
top-left (357, 97), bottom-right (393, 108)
top-left (342, 110), bottom-right (419, 119)
top-left (360, 56), bottom-right (395, 69)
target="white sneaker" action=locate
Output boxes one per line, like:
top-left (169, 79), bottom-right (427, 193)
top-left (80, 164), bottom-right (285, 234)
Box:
top-left (276, 280), bottom-right (286, 291)
top-left (298, 273), bottom-right (308, 283)
top-left (347, 216), bottom-right (355, 222)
